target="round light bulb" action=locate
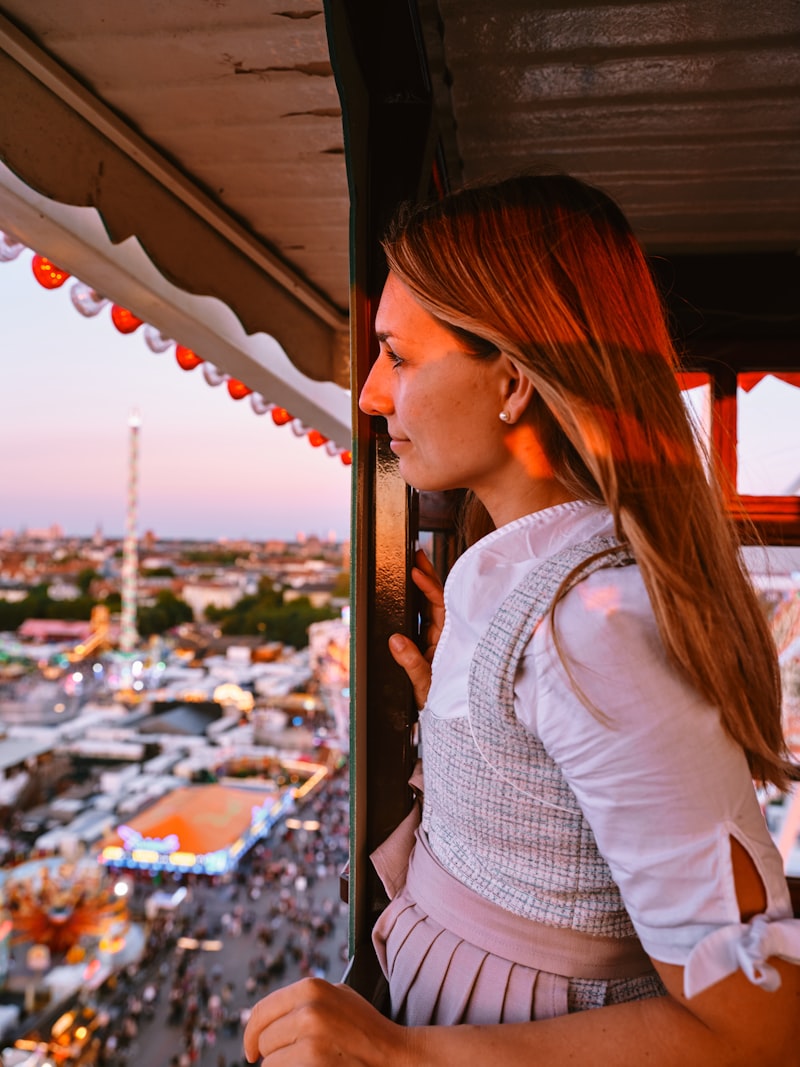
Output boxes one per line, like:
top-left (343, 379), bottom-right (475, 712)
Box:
top-left (143, 325), bottom-right (174, 353)
top-left (70, 280), bottom-right (108, 317)
top-left (0, 231), bottom-right (24, 262)
top-left (250, 392), bottom-right (274, 415)
top-left (202, 363), bottom-right (227, 387)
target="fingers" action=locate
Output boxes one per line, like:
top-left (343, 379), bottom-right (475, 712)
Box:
top-left (412, 546), bottom-right (439, 582)
top-left (389, 633), bottom-right (432, 709)
top-left (411, 549), bottom-right (445, 644)
top-left (243, 985), bottom-right (291, 1061)
top-left (411, 549), bottom-right (444, 606)
top-left (388, 549), bottom-right (443, 709)
top-left (243, 979), bottom-right (399, 1066)
top-left (412, 566), bottom-right (444, 622)
top-left (243, 979), bottom-right (330, 1063)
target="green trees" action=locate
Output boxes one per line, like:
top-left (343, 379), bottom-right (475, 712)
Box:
top-left (0, 565), bottom-right (345, 648)
top-left (136, 590), bottom-right (194, 637)
top-left (0, 585), bottom-right (192, 638)
top-left (0, 584), bottom-right (94, 629)
top-left (141, 565), bottom-right (176, 578)
top-left (205, 579), bottom-right (338, 648)
top-left (76, 567), bottom-right (99, 595)
top-left (331, 570), bottom-right (350, 598)
top-left (0, 594), bottom-right (31, 631)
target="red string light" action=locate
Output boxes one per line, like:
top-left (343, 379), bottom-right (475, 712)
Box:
top-left (20, 250), bottom-right (347, 462)
top-left (175, 345), bottom-right (204, 371)
top-left (226, 379), bottom-right (253, 400)
top-left (110, 305), bottom-right (144, 334)
top-left (31, 254), bottom-right (70, 290)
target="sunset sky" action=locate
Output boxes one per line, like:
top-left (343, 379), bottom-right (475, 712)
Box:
top-left (1, 242), bottom-right (798, 545)
top-left (0, 246), bottom-right (353, 542)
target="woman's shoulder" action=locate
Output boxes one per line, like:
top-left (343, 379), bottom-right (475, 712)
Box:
top-left (446, 501), bottom-right (617, 629)
top-left (545, 560), bottom-right (657, 658)
top-left (527, 562), bottom-right (681, 734)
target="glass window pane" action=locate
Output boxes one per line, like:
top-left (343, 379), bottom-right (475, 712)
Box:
top-left (679, 373), bottom-right (711, 465)
top-left (737, 373), bottom-right (800, 496)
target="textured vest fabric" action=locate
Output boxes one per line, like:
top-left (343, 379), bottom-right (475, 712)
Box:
top-left (421, 535), bottom-right (639, 938)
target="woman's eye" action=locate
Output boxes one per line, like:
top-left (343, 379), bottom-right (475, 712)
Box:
top-left (385, 349), bottom-right (403, 368)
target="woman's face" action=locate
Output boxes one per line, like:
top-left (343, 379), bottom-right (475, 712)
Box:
top-left (358, 272), bottom-right (512, 496)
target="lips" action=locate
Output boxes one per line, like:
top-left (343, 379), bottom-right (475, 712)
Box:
top-left (387, 426), bottom-right (409, 449)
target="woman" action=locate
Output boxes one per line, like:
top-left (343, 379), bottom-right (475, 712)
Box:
top-left (244, 173), bottom-right (800, 1064)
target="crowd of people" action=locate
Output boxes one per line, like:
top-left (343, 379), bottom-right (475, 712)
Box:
top-left (84, 764), bottom-right (350, 1066)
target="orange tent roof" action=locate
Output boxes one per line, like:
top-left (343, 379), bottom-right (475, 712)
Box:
top-left (104, 783), bottom-right (277, 856)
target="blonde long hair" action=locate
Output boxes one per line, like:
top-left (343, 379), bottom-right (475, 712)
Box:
top-left (382, 172), bottom-right (793, 788)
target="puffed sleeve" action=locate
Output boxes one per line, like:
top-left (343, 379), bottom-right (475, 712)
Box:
top-left (514, 564), bottom-right (799, 997)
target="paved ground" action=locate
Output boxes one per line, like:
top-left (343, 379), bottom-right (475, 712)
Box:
top-left (130, 870), bottom-right (350, 1067)
top-left (1, 774), bottom-right (352, 1066)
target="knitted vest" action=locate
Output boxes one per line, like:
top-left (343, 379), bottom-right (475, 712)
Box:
top-left (420, 535), bottom-right (639, 937)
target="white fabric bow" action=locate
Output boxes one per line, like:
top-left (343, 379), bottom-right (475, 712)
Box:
top-left (684, 914), bottom-right (800, 998)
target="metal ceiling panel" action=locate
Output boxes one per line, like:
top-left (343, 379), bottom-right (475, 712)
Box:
top-left (427, 0), bottom-right (800, 252)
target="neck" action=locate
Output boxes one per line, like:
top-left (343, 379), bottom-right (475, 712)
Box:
top-left (478, 422), bottom-right (580, 527)
top-left (481, 479), bottom-right (580, 529)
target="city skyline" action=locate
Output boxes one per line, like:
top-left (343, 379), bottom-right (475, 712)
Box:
top-left (0, 246), bottom-right (353, 542)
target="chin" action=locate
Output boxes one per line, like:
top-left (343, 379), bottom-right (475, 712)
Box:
top-left (399, 466), bottom-right (465, 495)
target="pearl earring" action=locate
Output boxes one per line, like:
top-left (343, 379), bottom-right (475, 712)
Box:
top-left (499, 411), bottom-right (511, 422)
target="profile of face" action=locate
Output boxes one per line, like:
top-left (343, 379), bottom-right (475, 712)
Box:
top-left (358, 273), bottom-right (516, 497)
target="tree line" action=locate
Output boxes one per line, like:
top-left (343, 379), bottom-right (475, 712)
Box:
top-left (0, 570), bottom-right (343, 648)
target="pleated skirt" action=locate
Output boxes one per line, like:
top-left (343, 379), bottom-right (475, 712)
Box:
top-left (371, 822), bottom-right (663, 1026)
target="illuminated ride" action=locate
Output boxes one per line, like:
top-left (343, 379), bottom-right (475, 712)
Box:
top-left (97, 761), bottom-right (327, 878)
top-left (3, 862), bottom-right (127, 957)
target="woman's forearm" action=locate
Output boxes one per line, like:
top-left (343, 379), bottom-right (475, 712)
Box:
top-left (408, 996), bottom-right (719, 1067)
top-left (405, 959), bottom-right (799, 1067)
top-left (243, 960), bottom-right (799, 1066)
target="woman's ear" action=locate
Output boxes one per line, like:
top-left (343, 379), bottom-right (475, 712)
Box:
top-left (499, 354), bottom-right (536, 424)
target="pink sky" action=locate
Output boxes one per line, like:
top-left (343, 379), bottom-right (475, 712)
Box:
top-left (0, 247), bottom-right (352, 542)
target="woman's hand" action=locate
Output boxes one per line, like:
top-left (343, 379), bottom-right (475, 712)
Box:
top-left (389, 549), bottom-right (445, 709)
top-left (243, 977), bottom-right (410, 1066)
top-left (411, 548), bottom-right (445, 660)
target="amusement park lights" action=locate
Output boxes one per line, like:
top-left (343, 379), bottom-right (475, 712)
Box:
top-left (3, 236), bottom-right (353, 466)
top-left (4, 863), bottom-right (129, 956)
top-left (227, 378), bottom-right (253, 400)
top-left (174, 344), bottom-right (204, 371)
top-left (270, 406), bottom-right (293, 426)
top-left (110, 304), bottom-right (144, 334)
top-left (31, 253), bottom-right (69, 289)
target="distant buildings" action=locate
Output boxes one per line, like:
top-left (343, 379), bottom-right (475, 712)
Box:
top-left (307, 614), bottom-right (350, 743)
top-left (180, 580), bottom-right (250, 620)
top-left (0, 528), bottom-right (350, 636)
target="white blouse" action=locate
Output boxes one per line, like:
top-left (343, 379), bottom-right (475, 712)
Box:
top-left (426, 499), bottom-right (800, 996)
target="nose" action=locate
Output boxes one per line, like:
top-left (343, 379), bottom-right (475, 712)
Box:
top-left (358, 357), bottom-right (394, 417)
